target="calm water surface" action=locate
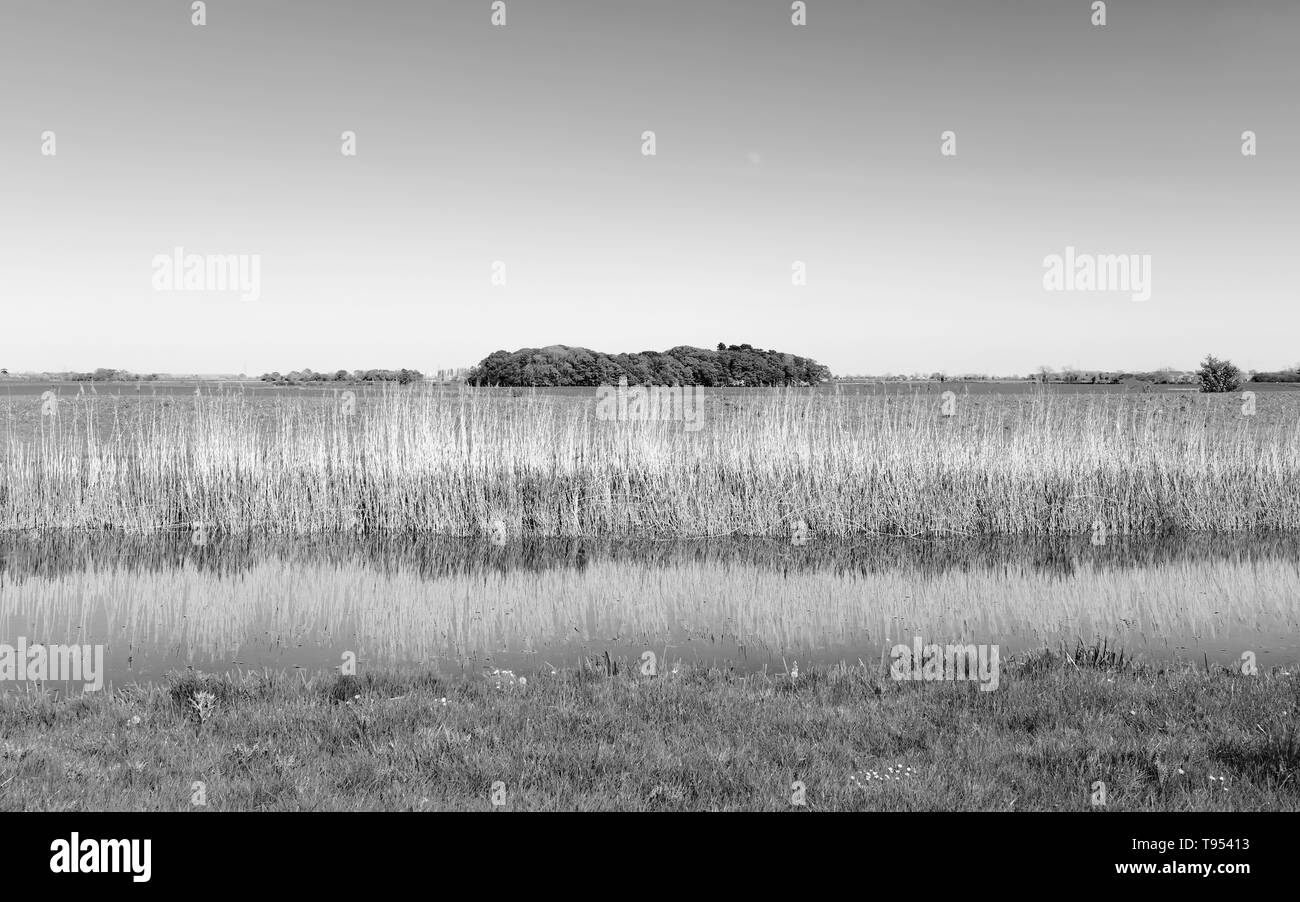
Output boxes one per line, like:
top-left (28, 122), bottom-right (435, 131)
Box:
top-left (1, 534), bottom-right (1297, 691)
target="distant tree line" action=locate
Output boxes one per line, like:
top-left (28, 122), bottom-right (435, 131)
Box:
top-left (260, 368), bottom-right (425, 385)
top-left (1250, 367), bottom-right (1300, 383)
top-left (465, 344), bottom-right (832, 387)
top-left (59, 369), bottom-right (162, 382)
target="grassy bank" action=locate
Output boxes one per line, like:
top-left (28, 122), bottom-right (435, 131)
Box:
top-left (4, 387), bottom-right (1300, 536)
top-left (1, 652), bottom-right (1296, 811)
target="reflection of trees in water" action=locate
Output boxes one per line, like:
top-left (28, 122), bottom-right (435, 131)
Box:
top-left (4, 531), bottom-right (1300, 583)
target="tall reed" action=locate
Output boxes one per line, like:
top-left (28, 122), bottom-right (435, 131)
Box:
top-left (3, 386), bottom-right (1299, 536)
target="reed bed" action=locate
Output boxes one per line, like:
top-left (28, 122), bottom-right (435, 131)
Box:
top-left (3, 386), bottom-right (1300, 536)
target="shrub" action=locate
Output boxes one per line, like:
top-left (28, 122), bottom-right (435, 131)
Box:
top-left (1196, 355), bottom-right (1242, 393)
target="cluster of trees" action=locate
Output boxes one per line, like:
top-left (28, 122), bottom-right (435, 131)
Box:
top-left (1034, 358), bottom-right (1251, 392)
top-left (1032, 366), bottom-right (1198, 385)
top-left (259, 368), bottom-right (424, 385)
top-left (1250, 366), bottom-right (1300, 383)
top-left (60, 369), bottom-right (161, 382)
top-left (465, 344), bottom-right (832, 387)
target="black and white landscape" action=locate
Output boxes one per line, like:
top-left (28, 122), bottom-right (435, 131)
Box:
top-left (0, 2), bottom-right (1295, 880)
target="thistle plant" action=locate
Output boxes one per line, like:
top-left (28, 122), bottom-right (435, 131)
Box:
top-left (189, 690), bottom-right (218, 732)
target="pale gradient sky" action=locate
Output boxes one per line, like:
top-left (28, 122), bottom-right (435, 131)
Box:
top-left (1, 0), bottom-right (1297, 377)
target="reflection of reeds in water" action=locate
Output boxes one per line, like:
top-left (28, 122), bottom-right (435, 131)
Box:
top-left (3, 553), bottom-right (1296, 673)
top-left (9, 531), bottom-right (1300, 584)
top-left (4, 387), bottom-right (1300, 535)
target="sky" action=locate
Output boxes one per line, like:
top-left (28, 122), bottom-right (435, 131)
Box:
top-left (1, 0), bottom-right (1297, 377)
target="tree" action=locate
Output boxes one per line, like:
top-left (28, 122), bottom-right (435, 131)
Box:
top-left (1196, 354), bottom-right (1242, 393)
top-left (466, 344), bottom-right (830, 387)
